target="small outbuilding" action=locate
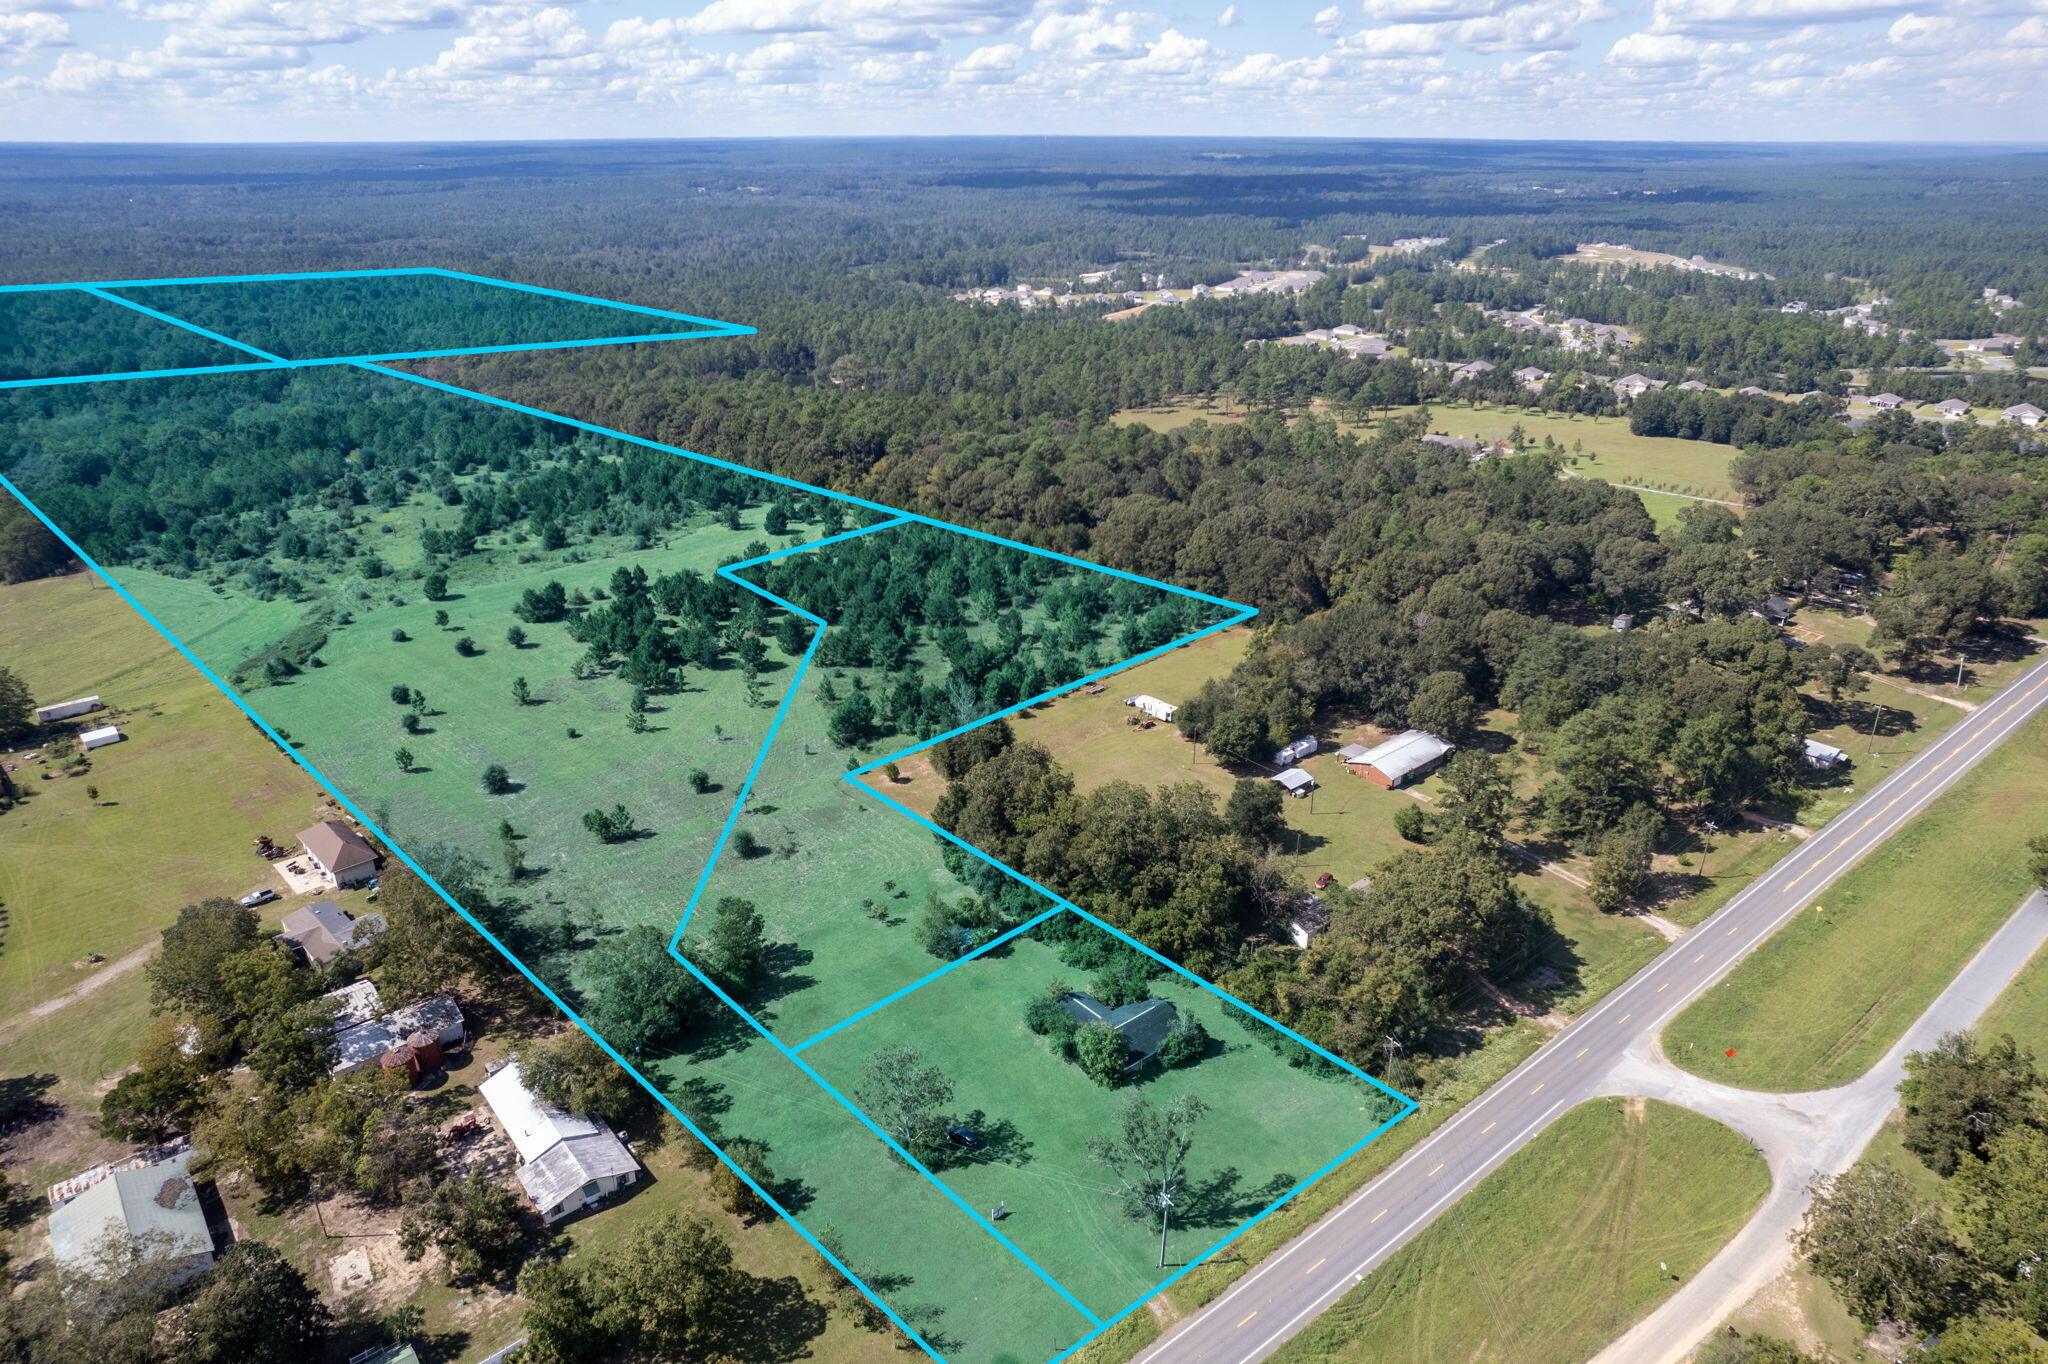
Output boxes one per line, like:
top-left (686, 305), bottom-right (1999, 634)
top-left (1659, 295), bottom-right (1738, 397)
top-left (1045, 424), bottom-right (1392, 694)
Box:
top-left (1273, 767), bottom-right (1315, 798)
top-left (1125, 694), bottom-right (1178, 723)
top-left (480, 1061), bottom-right (641, 1224)
top-left (77, 726), bottom-right (123, 751)
top-left (1344, 730), bottom-right (1454, 788)
top-left (299, 819), bottom-right (379, 888)
top-left (1287, 895), bottom-right (1330, 950)
top-left (1804, 738), bottom-right (1849, 769)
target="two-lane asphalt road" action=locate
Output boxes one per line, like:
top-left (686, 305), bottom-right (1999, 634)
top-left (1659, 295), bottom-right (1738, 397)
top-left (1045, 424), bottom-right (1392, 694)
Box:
top-left (1144, 651), bottom-right (2048, 1364)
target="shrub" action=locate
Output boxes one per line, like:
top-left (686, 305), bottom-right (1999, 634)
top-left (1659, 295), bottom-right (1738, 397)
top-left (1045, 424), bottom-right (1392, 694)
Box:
top-left (454, 636), bottom-right (479, 657)
top-left (481, 763), bottom-right (512, 795)
top-left (390, 683), bottom-right (412, 705)
top-left (1024, 995), bottom-right (1068, 1036)
top-left (1392, 803), bottom-right (1432, 843)
top-left (1155, 1014), bottom-right (1210, 1069)
top-left (1073, 1022), bottom-right (1129, 1088)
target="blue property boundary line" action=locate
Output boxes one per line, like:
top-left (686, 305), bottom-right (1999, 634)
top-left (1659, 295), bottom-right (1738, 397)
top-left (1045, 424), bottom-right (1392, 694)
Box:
top-left (0, 269), bottom-right (1416, 1362)
top-left (0, 468), bottom-right (956, 1364)
top-left (0, 266), bottom-right (756, 390)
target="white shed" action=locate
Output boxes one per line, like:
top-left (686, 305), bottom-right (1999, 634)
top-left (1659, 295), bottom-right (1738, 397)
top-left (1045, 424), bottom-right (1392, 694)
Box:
top-left (1803, 738), bottom-right (1849, 769)
top-left (77, 726), bottom-right (123, 751)
top-left (1273, 767), bottom-right (1315, 797)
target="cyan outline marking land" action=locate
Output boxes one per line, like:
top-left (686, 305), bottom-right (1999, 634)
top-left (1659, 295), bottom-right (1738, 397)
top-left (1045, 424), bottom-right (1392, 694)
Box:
top-left (0, 270), bottom-right (1413, 1363)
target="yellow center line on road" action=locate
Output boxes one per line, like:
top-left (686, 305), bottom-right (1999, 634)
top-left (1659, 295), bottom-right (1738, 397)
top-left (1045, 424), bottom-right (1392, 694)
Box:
top-left (1620, 1013), bottom-right (1632, 1023)
top-left (1574, 1047), bottom-right (1589, 1058)
top-left (1371, 1208), bottom-right (1388, 1223)
top-left (1693, 953), bottom-right (1705, 962)
top-left (1428, 1163), bottom-right (1444, 1177)
top-left (1238, 1311), bottom-right (1258, 1328)
top-left (1530, 1083), bottom-right (1545, 1095)
top-left (1657, 982), bottom-right (1670, 992)
top-left (1727, 925), bottom-right (1739, 934)
top-left (1305, 1258), bottom-right (1325, 1275)
top-left (1482, 1121), bottom-right (1497, 1134)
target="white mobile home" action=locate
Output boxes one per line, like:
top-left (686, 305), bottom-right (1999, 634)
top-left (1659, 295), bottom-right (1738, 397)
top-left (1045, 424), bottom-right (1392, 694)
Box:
top-left (1126, 694), bottom-right (1178, 722)
top-left (1274, 736), bottom-right (1319, 767)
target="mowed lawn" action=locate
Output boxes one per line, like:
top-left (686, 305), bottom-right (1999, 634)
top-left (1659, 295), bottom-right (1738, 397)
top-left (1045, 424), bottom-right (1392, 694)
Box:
top-left (1666, 707), bottom-right (2048, 1091)
top-left (0, 570), bottom-right (328, 1014)
top-left (802, 925), bottom-right (1407, 1321)
top-left (1270, 1100), bottom-right (1769, 1364)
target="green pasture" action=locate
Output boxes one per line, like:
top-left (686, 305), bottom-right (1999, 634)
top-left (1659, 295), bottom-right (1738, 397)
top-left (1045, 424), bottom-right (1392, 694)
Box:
top-left (1666, 708), bottom-right (2048, 1090)
top-left (1271, 1100), bottom-right (1768, 1364)
top-left (801, 925), bottom-right (1407, 1321)
top-left (0, 570), bottom-right (326, 1013)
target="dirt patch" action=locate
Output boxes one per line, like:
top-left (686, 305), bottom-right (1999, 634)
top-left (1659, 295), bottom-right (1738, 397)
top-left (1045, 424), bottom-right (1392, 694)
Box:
top-left (1145, 1293), bottom-right (1182, 1328)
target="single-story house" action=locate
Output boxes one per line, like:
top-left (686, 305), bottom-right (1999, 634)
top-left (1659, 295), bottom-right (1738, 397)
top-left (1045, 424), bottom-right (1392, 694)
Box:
top-left (1868, 393), bottom-right (1905, 410)
top-left (1676, 379), bottom-right (1710, 392)
top-left (2003, 403), bottom-right (2045, 427)
top-left (1452, 360), bottom-right (1496, 382)
top-left (279, 901), bottom-right (387, 967)
top-left (1332, 324), bottom-right (1363, 337)
top-left (1613, 373), bottom-right (1656, 397)
top-left (1126, 694), bottom-right (1177, 722)
top-left (1513, 366), bottom-right (1549, 388)
top-left (1804, 738), bottom-right (1849, 769)
top-left (1058, 993), bottom-right (1180, 1069)
top-left (299, 820), bottom-right (378, 888)
top-left (1288, 895), bottom-right (1329, 950)
top-left (1420, 433), bottom-right (1480, 455)
top-left (480, 1061), bottom-right (641, 1225)
top-left (1273, 767), bottom-right (1315, 797)
top-left (1344, 730), bottom-right (1454, 788)
top-left (78, 726), bottom-right (123, 751)
top-left (1274, 736), bottom-right (1318, 767)
top-left (49, 1149), bottom-right (214, 1286)
top-left (1738, 385), bottom-right (1769, 396)
top-left (1933, 398), bottom-right (1973, 419)
top-left (1973, 334), bottom-right (2023, 353)
top-left (1757, 595), bottom-right (1795, 623)
top-left (34, 695), bottom-right (100, 724)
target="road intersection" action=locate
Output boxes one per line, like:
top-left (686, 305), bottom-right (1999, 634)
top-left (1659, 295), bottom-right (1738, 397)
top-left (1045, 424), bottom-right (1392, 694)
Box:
top-left (1143, 652), bottom-right (2048, 1364)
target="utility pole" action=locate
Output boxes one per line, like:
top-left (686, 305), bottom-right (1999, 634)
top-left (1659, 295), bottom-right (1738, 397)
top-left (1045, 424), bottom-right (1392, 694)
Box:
top-left (1157, 1189), bottom-right (1175, 1269)
top-left (1699, 821), bottom-right (1718, 879)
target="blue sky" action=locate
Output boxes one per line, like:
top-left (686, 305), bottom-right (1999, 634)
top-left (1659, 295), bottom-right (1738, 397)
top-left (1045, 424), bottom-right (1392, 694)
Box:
top-left (2, 1), bottom-right (2045, 143)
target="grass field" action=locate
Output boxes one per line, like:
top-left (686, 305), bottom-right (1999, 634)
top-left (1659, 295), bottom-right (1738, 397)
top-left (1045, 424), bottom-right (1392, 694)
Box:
top-left (1665, 707), bottom-right (2048, 1091)
top-left (0, 570), bottom-right (334, 1014)
top-left (801, 919), bottom-right (1406, 1321)
top-left (1112, 397), bottom-right (1740, 508)
top-left (1269, 1099), bottom-right (1767, 1364)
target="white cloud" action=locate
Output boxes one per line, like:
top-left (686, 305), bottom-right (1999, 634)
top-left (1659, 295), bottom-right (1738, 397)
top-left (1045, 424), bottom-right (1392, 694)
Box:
top-left (1341, 22), bottom-right (1448, 56)
top-left (1365, 0), bottom-right (1517, 18)
top-left (1216, 3), bottom-right (1238, 28)
top-left (1650, 0), bottom-right (1915, 37)
top-left (1311, 5), bottom-right (1344, 38)
top-left (1028, 8), bottom-right (1146, 59)
top-left (949, 39), bottom-right (1017, 80)
top-left (0, 11), bottom-right (67, 60)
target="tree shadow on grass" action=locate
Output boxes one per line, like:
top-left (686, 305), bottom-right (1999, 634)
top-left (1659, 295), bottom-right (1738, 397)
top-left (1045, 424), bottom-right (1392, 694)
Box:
top-left (1177, 1166), bottom-right (1300, 1232)
top-left (717, 1274), bottom-right (831, 1364)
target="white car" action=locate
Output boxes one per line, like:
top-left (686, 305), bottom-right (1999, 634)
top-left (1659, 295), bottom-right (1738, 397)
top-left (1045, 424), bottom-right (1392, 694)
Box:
top-left (239, 887), bottom-right (280, 908)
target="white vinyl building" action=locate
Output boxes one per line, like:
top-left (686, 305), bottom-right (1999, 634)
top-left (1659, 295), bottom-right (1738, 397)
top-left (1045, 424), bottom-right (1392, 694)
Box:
top-left (480, 1061), bottom-right (640, 1224)
top-left (1126, 694), bottom-right (1178, 722)
top-left (77, 725), bottom-right (123, 751)
top-left (34, 695), bottom-right (101, 724)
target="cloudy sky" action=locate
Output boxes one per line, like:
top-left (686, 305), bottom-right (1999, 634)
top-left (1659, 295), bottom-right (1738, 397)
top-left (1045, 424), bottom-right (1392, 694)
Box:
top-left (3, 0), bottom-right (2046, 143)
